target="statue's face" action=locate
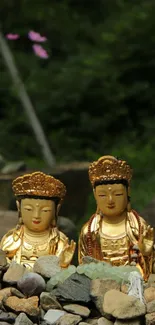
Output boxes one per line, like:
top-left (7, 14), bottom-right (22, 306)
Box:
top-left (94, 183), bottom-right (128, 218)
top-left (20, 198), bottom-right (55, 232)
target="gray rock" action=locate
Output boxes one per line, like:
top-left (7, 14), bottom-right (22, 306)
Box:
top-left (33, 256), bottom-right (61, 278)
top-left (14, 312), bottom-right (33, 325)
top-left (57, 217), bottom-right (77, 241)
top-left (103, 289), bottom-right (146, 319)
top-left (0, 322), bottom-right (11, 325)
top-left (63, 304), bottom-right (90, 318)
top-left (91, 279), bottom-right (120, 315)
top-left (17, 272), bottom-right (45, 296)
top-left (11, 287), bottom-right (25, 298)
top-left (145, 312), bottom-right (155, 325)
top-left (40, 292), bottom-right (62, 311)
top-left (44, 309), bottom-right (66, 324)
top-left (3, 262), bottom-right (27, 284)
top-left (0, 310), bottom-right (16, 323)
top-left (98, 317), bottom-right (114, 324)
top-left (51, 273), bottom-right (91, 303)
top-left (40, 308), bottom-right (45, 319)
top-left (55, 313), bottom-right (82, 325)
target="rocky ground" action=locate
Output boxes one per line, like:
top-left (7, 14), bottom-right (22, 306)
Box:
top-left (0, 254), bottom-right (154, 325)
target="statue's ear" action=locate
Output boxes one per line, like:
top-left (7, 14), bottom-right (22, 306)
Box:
top-left (56, 203), bottom-right (61, 216)
top-left (93, 188), bottom-right (97, 200)
top-left (16, 200), bottom-right (20, 211)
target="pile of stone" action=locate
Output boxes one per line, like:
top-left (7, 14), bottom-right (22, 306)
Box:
top-left (0, 252), bottom-right (154, 325)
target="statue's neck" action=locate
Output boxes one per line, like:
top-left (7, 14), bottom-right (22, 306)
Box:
top-left (23, 226), bottom-right (50, 239)
top-left (100, 211), bottom-right (127, 225)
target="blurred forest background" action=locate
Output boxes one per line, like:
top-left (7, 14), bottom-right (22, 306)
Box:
top-left (0, 0), bottom-right (155, 218)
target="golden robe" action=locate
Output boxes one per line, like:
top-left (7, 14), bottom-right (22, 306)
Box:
top-left (0, 226), bottom-right (73, 268)
top-left (78, 211), bottom-right (153, 280)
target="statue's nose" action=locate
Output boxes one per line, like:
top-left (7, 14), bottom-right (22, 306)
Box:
top-left (108, 195), bottom-right (113, 204)
top-left (33, 209), bottom-right (40, 219)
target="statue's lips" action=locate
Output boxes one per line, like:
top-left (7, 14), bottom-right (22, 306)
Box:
top-left (107, 205), bottom-right (115, 209)
top-left (32, 220), bottom-right (41, 224)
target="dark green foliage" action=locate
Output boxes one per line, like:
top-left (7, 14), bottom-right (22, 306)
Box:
top-left (0, 0), bottom-right (155, 211)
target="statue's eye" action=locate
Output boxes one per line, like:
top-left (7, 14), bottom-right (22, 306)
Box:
top-left (24, 207), bottom-right (32, 211)
top-left (115, 193), bottom-right (123, 196)
top-left (42, 209), bottom-right (51, 212)
top-left (99, 194), bottom-right (106, 197)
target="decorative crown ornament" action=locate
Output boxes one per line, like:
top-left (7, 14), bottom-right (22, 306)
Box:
top-left (12, 171), bottom-right (66, 202)
top-left (89, 155), bottom-right (132, 187)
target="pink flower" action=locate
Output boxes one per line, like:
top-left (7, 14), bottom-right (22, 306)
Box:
top-left (6, 33), bottom-right (20, 40)
top-left (32, 44), bottom-right (49, 59)
top-left (28, 30), bottom-right (47, 42)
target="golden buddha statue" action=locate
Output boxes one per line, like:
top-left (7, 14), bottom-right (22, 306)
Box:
top-left (78, 156), bottom-right (154, 280)
top-left (0, 172), bottom-right (76, 269)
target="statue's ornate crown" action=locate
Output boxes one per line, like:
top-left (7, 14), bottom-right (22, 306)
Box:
top-left (89, 155), bottom-right (132, 187)
top-left (12, 171), bottom-right (66, 202)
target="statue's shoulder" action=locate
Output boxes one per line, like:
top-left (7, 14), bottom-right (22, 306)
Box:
top-left (0, 228), bottom-right (22, 254)
top-left (129, 210), bottom-right (148, 228)
top-left (80, 214), bottom-right (100, 238)
top-left (128, 210), bottom-right (148, 239)
top-left (59, 230), bottom-right (69, 242)
top-left (80, 221), bottom-right (89, 236)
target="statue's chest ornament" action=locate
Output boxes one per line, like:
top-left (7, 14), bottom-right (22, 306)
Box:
top-left (99, 231), bottom-right (128, 252)
top-left (22, 234), bottom-right (50, 255)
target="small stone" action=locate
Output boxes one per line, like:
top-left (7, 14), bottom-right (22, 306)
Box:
top-left (0, 250), bottom-right (7, 268)
top-left (63, 304), bottom-right (90, 318)
top-left (14, 312), bottom-right (33, 325)
top-left (55, 313), bottom-right (82, 325)
top-left (103, 289), bottom-right (146, 319)
top-left (0, 288), bottom-right (12, 302)
top-left (98, 317), bottom-right (114, 324)
top-left (4, 296), bottom-right (39, 316)
top-left (40, 292), bottom-right (62, 311)
top-left (91, 279), bottom-right (120, 315)
top-left (11, 288), bottom-right (25, 298)
top-left (0, 310), bottom-right (16, 323)
top-left (3, 262), bottom-right (27, 284)
top-left (145, 287), bottom-right (155, 303)
top-left (51, 273), bottom-right (91, 303)
top-left (85, 320), bottom-right (99, 325)
top-left (148, 274), bottom-right (155, 287)
top-left (44, 309), bottom-right (66, 324)
top-left (17, 272), bottom-right (46, 296)
top-left (0, 287), bottom-right (24, 304)
top-left (33, 256), bottom-right (61, 278)
top-left (145, 312), bottom-right (155, 325)
top-left (147, 300), bottom-right (155, 313)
